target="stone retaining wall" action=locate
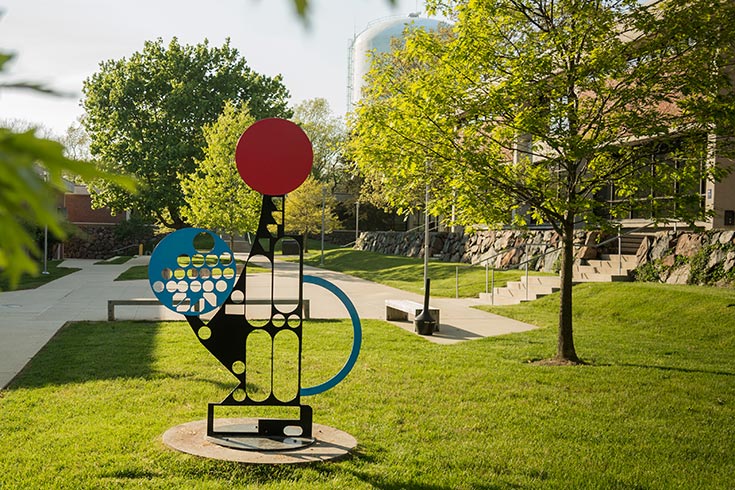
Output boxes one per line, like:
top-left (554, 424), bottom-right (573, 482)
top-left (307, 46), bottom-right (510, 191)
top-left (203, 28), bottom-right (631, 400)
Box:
top-left (355, 229), bottom-right (602, 273)
top-left (633, 230), bottom-right (735, 285)
top-left (64, 224), bottom-right (155, 259)
top-left (355, 229), bottom-right (735, 285)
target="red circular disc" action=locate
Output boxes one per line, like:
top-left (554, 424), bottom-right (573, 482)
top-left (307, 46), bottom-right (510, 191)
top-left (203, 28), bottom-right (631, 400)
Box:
top-left (235, 118), bottom-right (313, 195)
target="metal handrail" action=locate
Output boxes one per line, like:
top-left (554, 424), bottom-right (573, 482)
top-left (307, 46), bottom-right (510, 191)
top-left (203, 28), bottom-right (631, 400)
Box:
top-left (449, 245), bottom-right (523, 299)
top-left (592, 221), bottom-right (657, 275)
top-left (109, 243), bottom-right (141, 255)
top-left (593, 221), bottom-right (657, 249)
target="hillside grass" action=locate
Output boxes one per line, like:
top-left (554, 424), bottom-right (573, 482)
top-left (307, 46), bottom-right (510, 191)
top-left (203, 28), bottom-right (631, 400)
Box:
top-left (1, 281), bottom-right (733, 489)
top-left (0, 260), bottom-right (80, 291)
top-left (301, 247), bottom-right (554, 298)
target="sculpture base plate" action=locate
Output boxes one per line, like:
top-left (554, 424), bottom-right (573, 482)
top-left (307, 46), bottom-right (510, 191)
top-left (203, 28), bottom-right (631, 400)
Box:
top-left (206, 422), bottom-right (315, 451)
top-left (162, 418), bottom-right (357, 464)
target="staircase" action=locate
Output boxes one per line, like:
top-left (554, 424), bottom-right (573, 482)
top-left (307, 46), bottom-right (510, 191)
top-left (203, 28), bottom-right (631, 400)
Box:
top-left (479, 254), bottom-right (638, 305)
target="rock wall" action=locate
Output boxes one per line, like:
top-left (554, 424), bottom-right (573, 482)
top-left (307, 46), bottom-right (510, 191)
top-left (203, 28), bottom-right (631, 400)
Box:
top-left (355, 228), bottom-right (735, 286)
top-left (63, 224), bottom-right (155, 259)
top-left (355, 229), bottom-right (600, 272)
top-left (633, 230), bottom-right (735, 285)
top-left (63, 225), bottom-right (120, 259)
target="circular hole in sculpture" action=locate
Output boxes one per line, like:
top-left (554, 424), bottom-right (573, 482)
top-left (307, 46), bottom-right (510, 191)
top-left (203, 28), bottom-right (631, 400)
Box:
top-left (190, 281), bottom-right (202, 293)
top-left (191, 254), bottom-right (205, 267)
top-left (199, 268), bottom-right (211, 280)
top-left (193, 232), bottom-right (215, 254)
top-left (219, 252), bottom-right (233, 266)
top-left (177, 281), bottom-right (189, 293)
top-left (176, 254), bottom-right (191, 267)
top-left (173, 268), bottom-right (185, 280)
top-left (186, 268), bottom-right (198, 279)
top-left (232, 389), bottom-right (246, 402)
top-left (231, 290), bottom-right (244, 303)
top-left (283, 425), bottom-right (304, 437)
top-left (211, 267), bottom-right (222, 279)
top-left (202, 281), bottom-right (215, 292)
top-left (223, 267), bottom-right (235, 279)
top-left (232, 360), bottom-right (245, 374)
top-left (272, 314), bottom-right (286, 327)
top-left (205, 254), bottom-right (219, 266)
top-left (166, 281), bottom-right (178, 293)
top-left (161, 268), bottom-right (173, 280)
top-left (198, 326), bottom-right (211, 340)
top-left (152, 281), bottom-right (164, 293)
top-left (215, 280), bottom-right (228, 292)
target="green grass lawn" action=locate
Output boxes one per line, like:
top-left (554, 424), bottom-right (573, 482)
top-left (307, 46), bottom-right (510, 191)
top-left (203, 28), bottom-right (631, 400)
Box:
top-left (1, 282), bottom-right (733, 488)
top-left (302, 247), bottom-right (554, 298)
top-left (115, 264), bottom-right (149, 281)
top-left (0, 260), bottom-right (80, 291)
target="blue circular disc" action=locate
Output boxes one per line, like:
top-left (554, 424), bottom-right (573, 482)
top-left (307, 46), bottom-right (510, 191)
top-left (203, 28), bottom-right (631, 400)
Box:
top-left (300, 275), bottom-right (362, 396)
top-left (148, 228), bottom-right (236, 315)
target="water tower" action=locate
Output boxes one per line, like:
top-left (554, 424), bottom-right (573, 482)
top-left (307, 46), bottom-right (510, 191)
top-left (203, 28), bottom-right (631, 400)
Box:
top-left (347, 13), bottom-right (447, 111)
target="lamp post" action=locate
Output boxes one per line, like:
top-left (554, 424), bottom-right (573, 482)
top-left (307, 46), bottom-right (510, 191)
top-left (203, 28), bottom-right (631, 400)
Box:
top-left (320, 184), bottom-right (326, 266)
top-left (355, 200), bottom-right (360, 244)
top-left (42, 170), bottom-right (49, 275)
top-left (423, 183), bottom-right (429, 287)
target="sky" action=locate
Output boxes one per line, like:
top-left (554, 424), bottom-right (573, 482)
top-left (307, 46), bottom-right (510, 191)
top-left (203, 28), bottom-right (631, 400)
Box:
top-left (0, 0), bottom-right (424, 136)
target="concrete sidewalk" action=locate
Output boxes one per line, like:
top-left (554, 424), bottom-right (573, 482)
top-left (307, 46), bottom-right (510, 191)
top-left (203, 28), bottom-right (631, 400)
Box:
top-left (0, 255), bottom-right (538, 389)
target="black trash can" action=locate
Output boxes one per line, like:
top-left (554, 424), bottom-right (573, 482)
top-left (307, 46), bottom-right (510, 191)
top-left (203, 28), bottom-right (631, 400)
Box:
top-left (414, 278), bottom-right (436, 336)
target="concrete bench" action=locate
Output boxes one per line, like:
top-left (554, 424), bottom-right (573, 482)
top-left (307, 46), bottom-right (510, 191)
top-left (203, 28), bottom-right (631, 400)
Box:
top-left (385, 299), bottom-right (440, 331)
top-left (108, 298), bottom-right (310, 321)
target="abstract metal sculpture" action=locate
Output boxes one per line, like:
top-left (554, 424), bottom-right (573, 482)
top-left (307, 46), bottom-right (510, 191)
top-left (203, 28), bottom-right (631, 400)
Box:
top-left (149, 118), bottom-right (361, 452)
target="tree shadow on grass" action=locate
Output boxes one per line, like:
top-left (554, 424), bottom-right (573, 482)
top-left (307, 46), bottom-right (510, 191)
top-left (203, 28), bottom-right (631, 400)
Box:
top-left (7, 321), bottom-right (158, 389)
top-left (7, 321), bottom-right (231, 391)
top-left (617, 363), bottom-right (735, 377)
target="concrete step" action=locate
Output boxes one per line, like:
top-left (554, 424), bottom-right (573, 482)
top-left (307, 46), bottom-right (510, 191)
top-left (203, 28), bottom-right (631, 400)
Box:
top-left (495, 281), bottom-right (558, 295)
top-left (597, 254), bottom-right (638, 265)
top-left (478, 293), bottom-right (528, 305)
top-left (574, 272), bottom-right (630, 282)
top-left (479, 256), bottom-right (634, 305)
top-left (479, 291), bottom-right (548, 304)
top-left (519, 275), bottom-right (561, 287)
top-left (573, 264), bottom-right (635, 275)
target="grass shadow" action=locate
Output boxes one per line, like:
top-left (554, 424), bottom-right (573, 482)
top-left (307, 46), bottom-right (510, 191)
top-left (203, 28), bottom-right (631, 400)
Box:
top-left (8, 321), bottom-right (159, 389)
top-left (618, 362), bottom-right (735, 377)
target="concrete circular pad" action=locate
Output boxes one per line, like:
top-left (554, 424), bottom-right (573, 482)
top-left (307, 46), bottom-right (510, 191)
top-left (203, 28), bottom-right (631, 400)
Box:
top-left (162, 418), bottom-right (357, 464)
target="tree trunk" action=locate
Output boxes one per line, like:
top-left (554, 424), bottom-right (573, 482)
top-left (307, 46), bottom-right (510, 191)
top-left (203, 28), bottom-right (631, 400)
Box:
top-left (557, 219), bottom-right (580, 363)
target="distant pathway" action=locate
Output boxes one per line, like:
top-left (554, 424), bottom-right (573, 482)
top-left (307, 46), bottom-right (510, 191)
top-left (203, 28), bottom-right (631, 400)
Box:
top-left (0, 255), bottom-right (537, 388)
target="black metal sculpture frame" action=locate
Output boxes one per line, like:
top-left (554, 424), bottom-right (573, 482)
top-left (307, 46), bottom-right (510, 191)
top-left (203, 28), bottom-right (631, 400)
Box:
top-left (185, 195), bottom-right (313, 448)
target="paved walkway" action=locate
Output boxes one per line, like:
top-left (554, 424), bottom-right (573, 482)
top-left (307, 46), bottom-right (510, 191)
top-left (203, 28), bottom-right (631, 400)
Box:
top-left (0, 255), bottom-right (538, 389)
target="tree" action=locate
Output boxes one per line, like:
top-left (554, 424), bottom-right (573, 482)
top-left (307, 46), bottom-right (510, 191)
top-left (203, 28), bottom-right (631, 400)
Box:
top-left (292, 98), bottom-right (347, 186)
top-left (286, 175), bottom-right (339, 252)
top-left (61, 119), bottom-right (91, 162)
top-left (0, 51), bottom-right (134, 288)
top-left (349, 0), bottom-right (735, 362)
top-left (181, 102), bottom-right (261, 249)
top-left (82, 37), bottom-right (291, 229)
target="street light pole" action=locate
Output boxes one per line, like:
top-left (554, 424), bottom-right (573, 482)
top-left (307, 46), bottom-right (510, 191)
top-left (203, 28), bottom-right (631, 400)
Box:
top-left (42, 170), bottom-right (49, 275)
top-left (320, 185), bottom-right (326, 266)
top-left (355, 201), bottom-right (360, 244)
top-left (423, 183), bottom-right (429, 287)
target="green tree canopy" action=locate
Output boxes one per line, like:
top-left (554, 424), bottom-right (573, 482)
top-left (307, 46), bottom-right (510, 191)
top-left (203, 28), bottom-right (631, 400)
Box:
top-left (292, 98), bottom-right (346, 185)
top-left (286, 175), bottom-right (339, 251)
top-left (0, 49), bottom-right (135, 288)
top-left (82, 37), bottom-right (291, 229)
top-left (349, 0), bottom-right (735, 362)
top-left (181, 102), bottom-right (260, 248)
